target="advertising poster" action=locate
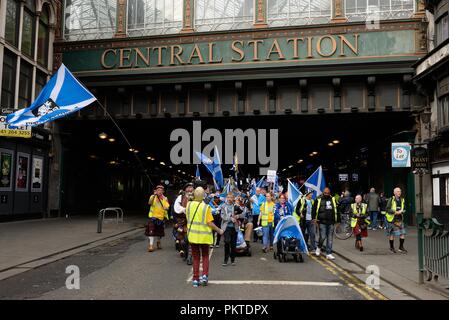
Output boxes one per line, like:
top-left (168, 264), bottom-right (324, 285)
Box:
top-left (16, 153), bottom-right (29, 192)
top-left (0, 149), bottom-right (14, 191)
top-left (31, 157), bottom-right (43, 192)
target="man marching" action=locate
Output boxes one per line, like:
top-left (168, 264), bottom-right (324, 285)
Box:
top-left (385, 187), bottom-right (407, 254)
top-left (147, 185), bottom-right (170, 252)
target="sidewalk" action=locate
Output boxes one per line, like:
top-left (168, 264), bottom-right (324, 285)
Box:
top-left (331, 226), bottom-right (449, 300)
top-left (0, 214), bottom-right (146, 280)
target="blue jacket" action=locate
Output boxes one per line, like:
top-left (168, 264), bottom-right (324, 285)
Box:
top-left (274, 202), bottom-right (294, 225)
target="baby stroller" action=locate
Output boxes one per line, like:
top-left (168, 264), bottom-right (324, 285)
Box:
top-left (273, 216), bottom-right (308, 263)
top-left (233, 227), bottom-right (252, 257)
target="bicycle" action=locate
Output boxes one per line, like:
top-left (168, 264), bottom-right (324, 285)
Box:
top-left (334, 213), bottom-right (353, 240)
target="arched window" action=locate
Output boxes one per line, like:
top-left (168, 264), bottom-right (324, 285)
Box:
top-left (127, 0), bottom-right (183, 36)
top-left (267, 0), bottom-right (331, 27)
top-left (37, 4), bottom-right (50, 67)
top-left (22, 0), bottom-right (36, 57)
top-left (345, 0), bottom-right (414, 22)
top-left (194, 0), bottom-right (253, 32)
top-left (5, 0), bottom-right (20, 47)
top-left (64, 0), bottom-right (117, 40)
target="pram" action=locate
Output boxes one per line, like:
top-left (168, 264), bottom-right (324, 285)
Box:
top-left (273, 215), bottom-right (308, 263)
top-left (233, 227), bottom-right (252, 257)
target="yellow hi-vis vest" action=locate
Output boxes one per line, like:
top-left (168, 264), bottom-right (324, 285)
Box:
top-left (186, 201), bottom-right (213, 245)
top-left (314, 197), bottom-right (338, 221)
top-left (350, 203), bottom-right (370, 228)
top-left (294, 198), bottom-right (314, 224)
top-left (260, 202), bottom-right (275, 227)
top-left (149, 195), bottom-right (169, 220)
top-left (386, 197), bottom-right (405, 223)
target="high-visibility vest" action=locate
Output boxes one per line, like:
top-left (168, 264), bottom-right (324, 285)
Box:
top-left (350, 203), bottom-right (370, 228)
top-left (386, 197), bottom-right (405, 223)
top-left (315, 197), bottom-right (338, 221)
top-left (149, 195), bottom-right (169, 220)
top-left (294, 198), bottom-right (314, 224)
top-left (186, 201), bottom-right (213, 245)
top-left (260, 202), bottom-right (275, 227)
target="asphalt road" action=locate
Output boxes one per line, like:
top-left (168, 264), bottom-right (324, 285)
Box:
top-left (0, 230), bottom-right (384, 300)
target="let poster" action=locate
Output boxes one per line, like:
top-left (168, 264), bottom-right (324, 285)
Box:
top-left (16, 153), bottom-right (29, 192)
top-left (0, 149), bottom-right (14, 191)
top-left (31, 157), bottom-right (43, 192)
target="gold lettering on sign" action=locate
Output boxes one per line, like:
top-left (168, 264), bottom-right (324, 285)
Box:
top-left (188, 44), bottom-right (205, 64)
top-left (287, 38), bottom-right (304, 59)
top-left (339, 34), bottom-right (359, 56)
top-left (135, 47), bottom-right (150, 66)
top-left (170, 45), bottom-right (184, 65)
top-left (119, 48), bottom-right (133, 68)
top-left (316, 36), bottom-right (337, 57)
top-left (248, 40), bottom-right (264, 61)
top-left (266, 39), bottom-right (285, 60)
top-left (306, 37), bottom-right (313, 58)
top-left (101, 49), bottom-right (117, 69)
top-left (208, 43), bottom-right (222, 64)
top-left (153, 46), bottom-right (168, 66)
top-left (231, 40), bottom-right (245, 62)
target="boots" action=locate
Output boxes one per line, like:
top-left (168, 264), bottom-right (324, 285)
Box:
top-left (148, 244), bottom-right (154, 252)
top-left (157, 240), bottom-right (162, 250)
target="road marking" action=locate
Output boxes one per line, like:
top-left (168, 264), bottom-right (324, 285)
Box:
top-left (207, 280), bottom-right (342, 286)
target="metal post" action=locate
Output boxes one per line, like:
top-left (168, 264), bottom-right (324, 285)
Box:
top-left (97, 210), bottom-right (103, 233)
top-left (417, 211), bottom-right (424, 284)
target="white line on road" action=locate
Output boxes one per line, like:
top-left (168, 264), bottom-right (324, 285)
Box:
top-left (187, 247), bottom-right (214, 282)
top-left (206, 280), bottom-right (342, 286)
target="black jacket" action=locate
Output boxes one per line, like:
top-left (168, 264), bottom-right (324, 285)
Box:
top-left (312, 195), bottom-right (340, 225)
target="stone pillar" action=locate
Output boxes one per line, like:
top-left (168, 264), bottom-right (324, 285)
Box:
top-left (181, 0), bottom-right (195, 33)
top-left (331, 0), bottom-right (347, 23)
top-left (413, 0), bottom-right (426, 19)
top-left (115, 0), bottom-right (127, 38)
top-left (254, 0), bottom-right (268, 28)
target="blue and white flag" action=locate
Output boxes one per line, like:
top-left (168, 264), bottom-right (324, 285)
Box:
top-left (304, 165), bottom-right (326, 200)
top-left (287, 179), bottom-right (302, 208)
top-left (7, 64), bottom-right (96, 128)
top-left (273, 216), bottom-right (308, 254)
top-left (194, 146), bottom-right (224, 189)
top-left (195, 165), bottom-right (201, 180)
top-left (273, 174), bottom-right (280, 194)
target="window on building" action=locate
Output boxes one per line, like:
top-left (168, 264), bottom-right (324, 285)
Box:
top-left (439, 95), bottom-right (449, 129)
top-left (195, 0), bottom-right (253, 32)
top-left (21, 0), bottom-right (36, 58)
top-left (5, 0), bottom-right (20, 47)
top-left (345, 0), bottom-right (414, 22)
top-left (127, 0), bottom-right (182, 36)
top-left (18, 61), bottom-right (33, 109)
top-left (64, 0), bottom-right (117, 41)
top-left (35, 71), bottom-right (47, 99)
top-left (267, 0), bottom-right (331, 27)
top-left (37, 5), bottom-right (50, 67)
top-left (1, 50), bottom-right (17, 108)
top-left (436, 14), bottom-right (449, 46)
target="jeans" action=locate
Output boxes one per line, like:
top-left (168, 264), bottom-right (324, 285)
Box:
top-left (262, 225), bottom-right (274, 249)
top-left (318, 224), bottom-right (335, 255)
top-left (305, 220), bottom-right (317, 250)
top-left (191, 244), bottom-right (209, 281)
top-left (224, 227), bottom-right (237, 263)
top-left (370, 211), bottom-right (379, 229)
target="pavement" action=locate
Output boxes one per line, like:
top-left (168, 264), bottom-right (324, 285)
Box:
top-left (0, 216), bottom-right (448, 300)
top-left (331, 226), bottom-right (449, 300)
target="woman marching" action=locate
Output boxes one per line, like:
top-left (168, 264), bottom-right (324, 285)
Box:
top-left (147, 185), bottom-right (170, 252)
top-left (274, 193), bottom-right (294, 226)
top-left (351, 195), bottom-right (370, 252)
top-left (258, 192), bottom-right (276, 253)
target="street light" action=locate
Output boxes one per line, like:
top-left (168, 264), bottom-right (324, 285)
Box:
top-left (328, 142), bottom-right (334, 146)
top-left (108, 138), bottom-right (115, 142)
top-left (332, 140), bottom-right (340, 144)
top-left (99, 132), bottom-right (108, 139)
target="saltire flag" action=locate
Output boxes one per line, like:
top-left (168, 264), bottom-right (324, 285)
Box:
top-left (7, 64), bottom-right (96, 128)
top-left (195, 165), bottom-right (201, 180)
top-left (273, 216), bottom-right (308, 254)
top-left (194, 146), bottom-right (224, 189)
top-left (273, 174), bottom-right (280, 194)
top-left (304, 165), bottom-right (326, 200)
top-left (287, 178), bottom-right (302, 208)
top-left (250, 176), bottom-right (265, 197)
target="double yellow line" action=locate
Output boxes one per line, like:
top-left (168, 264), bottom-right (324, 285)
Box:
top-left (309, 254), bottom-right (388, 300)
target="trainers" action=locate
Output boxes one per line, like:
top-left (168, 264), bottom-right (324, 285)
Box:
top-left (192, 280), bottom-right (200, 288)
top-left (398, 247), bottom-right (408, 254)
top-left (215, 244), bottom-right (220, 248)
top-left (231, 261), bottom-right (236, 266)
top-left (222, 261), bottom-right (228, 266)
top-left (315, 248), bottom-right (321, 256)
top-left (326, 254), bottom-right (336, 260)
top-left (390, 247), bottom-right (396, 253)
top-left (200, 275), bottom-right (208, 286)
top-left (262, 248), bottom-right (268, 253)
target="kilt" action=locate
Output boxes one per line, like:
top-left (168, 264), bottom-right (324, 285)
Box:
top-left (147, 218), bottom-right (165, 237)
top-left (385, 221), bottom-right (406, 237)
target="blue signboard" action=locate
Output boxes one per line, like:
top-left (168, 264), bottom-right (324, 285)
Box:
top-left (391, 143), bottom-right (411, 168)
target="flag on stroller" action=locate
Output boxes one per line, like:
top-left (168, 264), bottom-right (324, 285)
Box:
top-left (273, 216), bottom-right (308, 254)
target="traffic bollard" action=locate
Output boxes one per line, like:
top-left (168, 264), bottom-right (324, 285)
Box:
top-left (97, 210), bottom-right (103, 233)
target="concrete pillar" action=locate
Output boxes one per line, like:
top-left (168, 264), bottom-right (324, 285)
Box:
top-left (115, 0), bottom-right (127, 38)
top-left (254, 0), bottom-right (268, 28)
top-left (413, 0), bottom-right (426, 19)
top-left (181, 0), bottom-right (195, 33)
top-left (331, 0), bottom-right (348, 23)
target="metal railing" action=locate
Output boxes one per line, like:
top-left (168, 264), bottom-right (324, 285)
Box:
top-left (417, 212), bottom-right (449, 284)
